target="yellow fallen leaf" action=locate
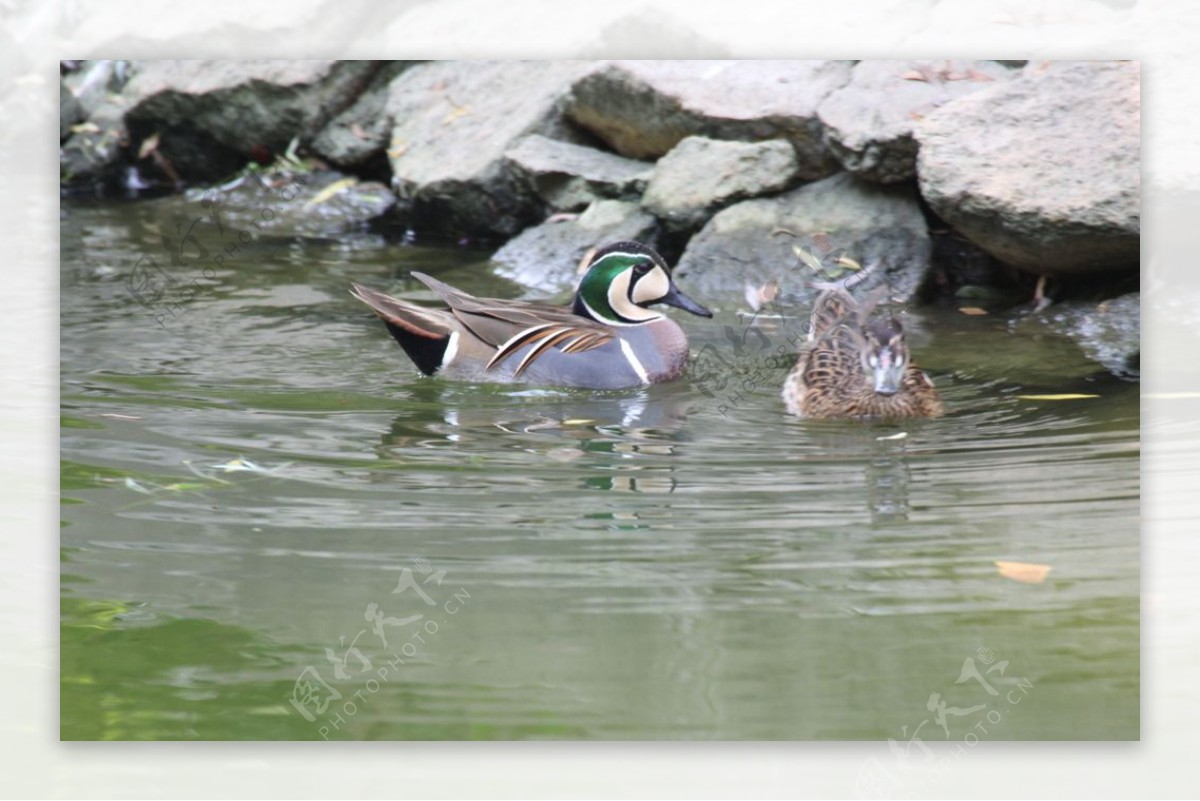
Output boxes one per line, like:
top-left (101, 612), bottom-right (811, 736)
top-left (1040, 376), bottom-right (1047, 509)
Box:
top-left (443, 105), bottom-right (471, 124)
top-left (70, 121), bottom-right (100, 135)
top-left (561, 419), bottom-right (596, 426)
top-left (137, 132), bottom-right (160, 159)
top-left (958, 306), bottom-right (989, 315)
top-left (1016, 394), bottom-right (1099, 400)
top-left (303, 177), bottom-right (357, 209)
top-left (792, 244), bottom-right (824, 272)
top-left (995, 561), bottom-right (1052, 584)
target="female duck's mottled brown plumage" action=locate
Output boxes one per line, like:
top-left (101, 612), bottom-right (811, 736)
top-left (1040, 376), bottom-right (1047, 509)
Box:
top-left (782, 289), bottom-right (943, 419)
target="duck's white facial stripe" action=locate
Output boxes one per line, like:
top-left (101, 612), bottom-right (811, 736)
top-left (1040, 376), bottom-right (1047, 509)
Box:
top-left (607, 268), bottom-right (663, 323)
top-left (631, 266), bottom-right (670, 306)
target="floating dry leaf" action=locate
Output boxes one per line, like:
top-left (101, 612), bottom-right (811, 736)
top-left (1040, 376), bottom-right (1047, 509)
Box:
top-left (995, 560), bottom-right (1052, 584)
top-left (1016, 394), bottom-right (1099, 401)
top-left (745, 279), bottom-right (780, 311)
top-left (958, 307), bottom-right (989, 316)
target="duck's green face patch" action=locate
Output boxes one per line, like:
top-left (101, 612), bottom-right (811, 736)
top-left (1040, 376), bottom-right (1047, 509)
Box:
top-left (574, 242), bottom-right (712, 325)
top-left (576, 250), bottom-right (669, 325)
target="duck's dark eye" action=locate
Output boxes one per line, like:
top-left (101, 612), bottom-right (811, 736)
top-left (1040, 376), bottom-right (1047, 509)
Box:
top-left (633, 261), bottom-right (653, 277)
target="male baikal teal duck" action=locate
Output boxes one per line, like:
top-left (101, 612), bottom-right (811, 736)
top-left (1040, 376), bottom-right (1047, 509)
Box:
top-left (782, 288), bottom-right (943, 419)
top-left (351, 241), bottom-right (712, 390)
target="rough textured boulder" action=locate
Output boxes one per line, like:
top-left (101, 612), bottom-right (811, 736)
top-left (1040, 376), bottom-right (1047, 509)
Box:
top-left (818, 60), bottom-right (1015, 183)
top-left (641, 136), bottom-right (800, 231)
top-left (60, 81), bottom-right (85, 141)
top-left (386, 60), bottom-right (593, 238)
top-left (565, 60), bottom-right (853, 179)
top-left (1022, 292), bottom-right (1140, 379)
top-left (60, 95), bottom-right (131, 186)
top-left (62, 60), bottom-right (130, 121)
top-left (147, 170), bottom-right (396, 239)
top-left (120, 60), bottom-right (381, 184)
top-left (503, 134), bottom-right (652, 212)
top-left (311, 61), bottom-right (415, 170)
top-left (675, 172), bottom-right (931, 302)
top-left (916, 60), bottom-right (1140, 276)
top-left (491, 200), bottom-right (658, 293)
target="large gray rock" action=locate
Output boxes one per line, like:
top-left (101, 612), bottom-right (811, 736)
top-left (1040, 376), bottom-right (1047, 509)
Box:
top-left (149, 169), bottom-right (396, 239)
top-left (62, 60), bottom-right (131, 121)
top-left (1021, 292), bottom-right (1140, 379)
top-left (121, 60), bottom-right (380, 183)
top-left (60, 95), bottom-right (131, 187)
top-left (311, 61), bottom-right (415, 169)
top-left (641, 136), bottom-right (800, 231)
top-left (565, 60), bottom-right (853, 179)
top-left (818, 60), bottom-right (1015, 184)
top-left (503, 134), bottom-right (652, 212)
top-left (60, 80), bottom-right (84, 141)
top-left (386, 61), bottom-right (593, 238)
top-left (675, 172), bottom-right (931, 302)
top-left (491, 200), bottom-right (658, 293)
top-left (915, 60), bottom-right (1140, 276)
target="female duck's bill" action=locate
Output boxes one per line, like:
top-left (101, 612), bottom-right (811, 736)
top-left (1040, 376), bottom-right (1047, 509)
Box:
top-left (782, 289), bottom-right (943, 419)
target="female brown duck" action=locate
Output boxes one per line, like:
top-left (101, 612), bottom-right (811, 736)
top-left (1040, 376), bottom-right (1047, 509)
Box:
top-left (782, 288), bottom-right (943, 419)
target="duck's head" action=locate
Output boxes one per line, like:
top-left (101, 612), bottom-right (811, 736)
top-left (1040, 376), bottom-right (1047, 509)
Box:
top-left (861, 317), bottom-right (910, 396)
top-left (573, 241), bottom-right (712, 325)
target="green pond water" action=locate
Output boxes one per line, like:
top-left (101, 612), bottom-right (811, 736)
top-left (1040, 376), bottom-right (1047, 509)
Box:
top-left (60, 197), bottom-right (1139, 742)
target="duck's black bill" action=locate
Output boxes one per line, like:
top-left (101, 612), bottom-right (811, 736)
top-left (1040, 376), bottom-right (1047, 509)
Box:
top-left (660, 284), bottom-right (713, 318)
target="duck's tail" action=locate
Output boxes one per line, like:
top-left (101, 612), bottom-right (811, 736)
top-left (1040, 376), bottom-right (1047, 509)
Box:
top-left (350, 283), bottom-right (454, 376)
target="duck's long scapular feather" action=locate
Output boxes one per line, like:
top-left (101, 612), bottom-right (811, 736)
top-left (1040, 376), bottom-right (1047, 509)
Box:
top-left (352, 273), bottom-right (617, 377)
